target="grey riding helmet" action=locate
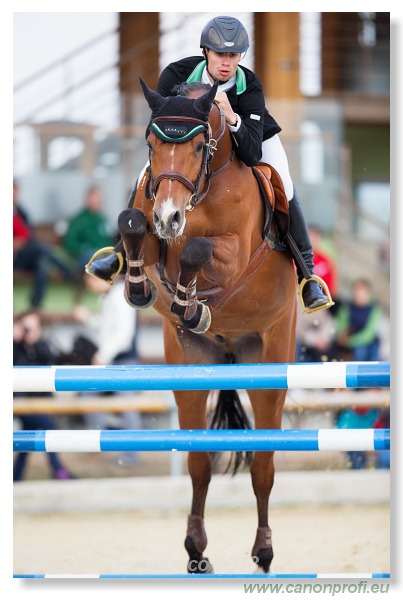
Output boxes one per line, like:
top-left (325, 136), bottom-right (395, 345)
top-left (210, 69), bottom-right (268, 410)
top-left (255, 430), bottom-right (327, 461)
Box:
top-left (200, 16), bottom-right (250, 53)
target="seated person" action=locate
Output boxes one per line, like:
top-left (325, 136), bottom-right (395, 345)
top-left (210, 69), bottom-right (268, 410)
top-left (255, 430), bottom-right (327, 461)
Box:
top-left (13, 179), bottom-right (73, 308)
top-left (63, 186), bottom-right (115, 275)
top-left (13, 310), bottom-right (75, 481)
top-left (336, 279), bottom-right (381, 362)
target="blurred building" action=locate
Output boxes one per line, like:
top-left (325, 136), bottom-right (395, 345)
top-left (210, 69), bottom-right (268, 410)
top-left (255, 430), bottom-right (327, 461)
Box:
top-left (13, 12), bottom-right (390, 309)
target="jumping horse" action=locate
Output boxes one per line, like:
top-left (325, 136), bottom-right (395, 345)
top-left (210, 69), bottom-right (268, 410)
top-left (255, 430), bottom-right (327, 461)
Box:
top-left (117, 78), bottom-right (297, 573)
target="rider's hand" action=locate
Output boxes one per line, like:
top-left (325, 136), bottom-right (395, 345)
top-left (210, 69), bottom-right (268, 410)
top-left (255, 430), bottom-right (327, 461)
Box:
top-left (214, 91), bottom-right (238, 126)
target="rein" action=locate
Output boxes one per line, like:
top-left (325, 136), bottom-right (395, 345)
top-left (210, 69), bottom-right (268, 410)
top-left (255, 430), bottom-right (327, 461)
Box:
top-left (146, 103), bottom-right (234, 211)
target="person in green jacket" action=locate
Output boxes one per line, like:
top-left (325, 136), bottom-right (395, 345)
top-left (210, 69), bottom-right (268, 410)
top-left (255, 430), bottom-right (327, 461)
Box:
top-left (336, 278), bottom-right (381, 362)
top-left (63, 186), bottom-right (114, 275)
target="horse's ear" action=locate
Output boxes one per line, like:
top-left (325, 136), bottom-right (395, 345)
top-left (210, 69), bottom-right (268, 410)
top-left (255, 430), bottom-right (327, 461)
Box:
top-left (139, 77), bottom-right (166, 113)
top-left (193, 81), bottom-right (219, 117)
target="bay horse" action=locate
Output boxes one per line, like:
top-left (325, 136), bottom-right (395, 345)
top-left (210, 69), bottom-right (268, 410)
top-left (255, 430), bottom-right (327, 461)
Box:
top-left (117, 78), bottom-right (297, 574)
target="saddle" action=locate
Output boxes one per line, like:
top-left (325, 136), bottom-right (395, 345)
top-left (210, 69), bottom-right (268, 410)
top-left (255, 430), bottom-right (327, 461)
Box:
top-left (252, 162), bottom-right (289, 243)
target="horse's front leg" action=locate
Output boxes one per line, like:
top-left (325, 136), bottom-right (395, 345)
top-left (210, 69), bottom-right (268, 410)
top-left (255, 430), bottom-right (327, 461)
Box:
top-left (118, 208), bottom-right (157, 309)
top-left (170, 237), bottom-right (213, 334)
top-left (171, 235), bottom-right (244, 334)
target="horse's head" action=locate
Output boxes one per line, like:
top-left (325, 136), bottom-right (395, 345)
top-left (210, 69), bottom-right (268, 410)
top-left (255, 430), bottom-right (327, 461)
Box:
top-left (140, 78), bottom-right (219, 240)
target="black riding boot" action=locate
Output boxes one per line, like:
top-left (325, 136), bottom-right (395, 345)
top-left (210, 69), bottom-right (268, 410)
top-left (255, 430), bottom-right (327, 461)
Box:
top-left (85, 180), bottom-right (139, 283)
top-left (85, 238), bottom-right (126, 284)
top-left (287, 191), bottom-right (334, 313)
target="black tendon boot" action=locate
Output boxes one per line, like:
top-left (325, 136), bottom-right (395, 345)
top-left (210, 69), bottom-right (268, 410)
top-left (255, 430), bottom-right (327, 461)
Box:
top-left (85, 180), bottom-right (140, 284)
top-left (286, 191), bottom-right (334, 313)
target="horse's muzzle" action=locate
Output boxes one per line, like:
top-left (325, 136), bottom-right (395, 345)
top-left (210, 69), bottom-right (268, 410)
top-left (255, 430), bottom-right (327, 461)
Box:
top-left (153, 202), bottom-right (185, 239)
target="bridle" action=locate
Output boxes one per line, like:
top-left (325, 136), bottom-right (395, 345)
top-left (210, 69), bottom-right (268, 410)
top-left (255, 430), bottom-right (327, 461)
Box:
top-left (145, 102), bottom-right (235, 211)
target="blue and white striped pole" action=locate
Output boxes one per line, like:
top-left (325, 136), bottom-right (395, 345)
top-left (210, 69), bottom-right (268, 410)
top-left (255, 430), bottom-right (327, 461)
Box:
top-left (13, 428), bottom-right (390, 453)
top-left (13, 573), bottom-right (390, 579)
top-left (13, 362), bottom-right (390, 392)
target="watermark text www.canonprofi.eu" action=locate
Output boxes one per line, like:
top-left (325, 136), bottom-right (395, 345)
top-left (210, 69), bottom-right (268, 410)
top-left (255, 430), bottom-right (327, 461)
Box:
top-left (243, 581), bottom-right (389, 595)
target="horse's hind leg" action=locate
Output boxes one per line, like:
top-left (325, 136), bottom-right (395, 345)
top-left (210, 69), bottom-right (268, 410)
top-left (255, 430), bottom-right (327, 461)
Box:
top-left (248, 388), bottom-right (287, 573)
top-left (118, 208), bottom-right (157, 308)
top-left (170, 237), bottom-right (213, 334)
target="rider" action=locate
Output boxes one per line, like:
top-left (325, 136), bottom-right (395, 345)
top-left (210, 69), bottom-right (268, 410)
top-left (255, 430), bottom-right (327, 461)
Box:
top-left (87, 15), bottom-right (333, 313)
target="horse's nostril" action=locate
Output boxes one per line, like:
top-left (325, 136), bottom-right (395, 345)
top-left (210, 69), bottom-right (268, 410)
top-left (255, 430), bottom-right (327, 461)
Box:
top-left (154, 213), bottom-right (160, 225)
top-left (172, 211), bottom-right (181, 229)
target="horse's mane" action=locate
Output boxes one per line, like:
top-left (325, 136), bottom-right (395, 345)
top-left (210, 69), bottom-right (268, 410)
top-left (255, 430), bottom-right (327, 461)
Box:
top-left (172, 81), bottom-right (212, 97)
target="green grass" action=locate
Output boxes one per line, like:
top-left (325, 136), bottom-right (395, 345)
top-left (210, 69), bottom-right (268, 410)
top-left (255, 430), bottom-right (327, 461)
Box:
top-left (13, 280), bottom-right (99, 314)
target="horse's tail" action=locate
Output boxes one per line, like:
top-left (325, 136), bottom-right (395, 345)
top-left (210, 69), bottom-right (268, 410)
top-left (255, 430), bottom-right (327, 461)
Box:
top-left (208, 389), bottom-right (253, 476)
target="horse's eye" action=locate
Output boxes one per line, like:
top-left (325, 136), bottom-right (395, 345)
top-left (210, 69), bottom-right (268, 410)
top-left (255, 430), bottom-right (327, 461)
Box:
top-left (196, 142), bottom-right (204, 153)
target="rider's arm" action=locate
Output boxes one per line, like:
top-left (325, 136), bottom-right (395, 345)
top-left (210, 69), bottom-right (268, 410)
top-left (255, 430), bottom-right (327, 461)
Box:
top-left (226, 77), bottom-right (266, 167)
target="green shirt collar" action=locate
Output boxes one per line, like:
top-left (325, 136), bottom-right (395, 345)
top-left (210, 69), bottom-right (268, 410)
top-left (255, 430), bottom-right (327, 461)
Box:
top-left (186, 60), bottom-right (246, 95)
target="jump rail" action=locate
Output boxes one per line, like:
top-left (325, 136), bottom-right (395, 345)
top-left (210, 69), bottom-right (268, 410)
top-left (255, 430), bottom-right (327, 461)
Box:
top-left (13, 361), bottom-right (390, 392)
top-left (14, 573), bottom-right (390, 579)
top-left (13, 361), bottom-right (391, 580)
top-left (13, 428), bottom-right (390, 453)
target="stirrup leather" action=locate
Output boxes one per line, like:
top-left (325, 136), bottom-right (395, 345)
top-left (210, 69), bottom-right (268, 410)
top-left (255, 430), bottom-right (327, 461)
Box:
top-left (299, 275), bottom-right (335, 314)
top-left (85, 246), bottom-right (124, 285)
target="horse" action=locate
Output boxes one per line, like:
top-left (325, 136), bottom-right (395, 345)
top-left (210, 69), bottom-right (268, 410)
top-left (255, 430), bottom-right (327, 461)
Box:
top-left (117, 78), bottom-right (297, 574)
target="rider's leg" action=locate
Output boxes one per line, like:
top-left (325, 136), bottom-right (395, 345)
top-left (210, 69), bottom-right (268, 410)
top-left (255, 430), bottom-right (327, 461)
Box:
top-left (261, 136), bottom-right (333, 313)
top-left (86, 162), bottom-right (149, 284)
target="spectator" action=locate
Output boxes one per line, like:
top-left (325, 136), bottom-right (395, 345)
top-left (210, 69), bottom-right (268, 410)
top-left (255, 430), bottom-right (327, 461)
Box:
top-left (13, 180), bottom-right (73, 308)
top-left (336, 279), bottom-right (381, 362)
top-left (295, 302), bottom-right (338, 363)
top-left (309, 226), bottom-right (338, 303)
top-left (334, 279), bottom-right (383, 469)
top-left (336, 406), bottom-right (379, 469)
top-left (69, 273), bottom-right (138, 367)
top-left (63, 186), bottom-right (115, 275)
top-left (13, 310), bottom-right (75, 481)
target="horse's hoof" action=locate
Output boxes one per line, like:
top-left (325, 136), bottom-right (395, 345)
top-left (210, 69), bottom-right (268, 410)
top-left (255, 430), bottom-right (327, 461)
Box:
top-left (187, 557), bottom-right (214, 574)
top-left (252, 548), bottom-right (273, 574)
top-left (124, 280), bottom-right (158, 309)
top-left (188, 304), bottom-right (211, 335)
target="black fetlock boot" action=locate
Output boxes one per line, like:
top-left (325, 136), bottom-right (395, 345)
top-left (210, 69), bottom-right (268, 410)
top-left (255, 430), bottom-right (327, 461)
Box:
top-left (85, 239), bottom-right (126, 284)
top-left (286, 190), bottom-right (334, 314)
top-left (85, 179), bottom-right (139, 284)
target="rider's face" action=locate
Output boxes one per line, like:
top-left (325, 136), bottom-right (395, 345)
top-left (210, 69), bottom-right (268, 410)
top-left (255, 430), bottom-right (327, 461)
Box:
top-left (205, 49), bottom-right (241, 83)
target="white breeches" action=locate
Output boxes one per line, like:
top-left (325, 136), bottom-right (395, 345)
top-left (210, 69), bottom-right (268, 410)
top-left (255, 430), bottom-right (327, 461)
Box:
top-left (261, 135), bottom-right (294, 201)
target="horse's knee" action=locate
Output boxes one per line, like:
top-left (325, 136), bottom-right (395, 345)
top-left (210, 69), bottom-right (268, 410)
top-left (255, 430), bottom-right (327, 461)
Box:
top-left (180, 237), bottom-right (212, 271)
top-left (118, 208), bottom-right (148, 238)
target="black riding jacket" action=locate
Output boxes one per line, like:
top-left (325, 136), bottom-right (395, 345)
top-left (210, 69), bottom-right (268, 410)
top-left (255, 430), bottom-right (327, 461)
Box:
top-left (156, 56), bottom-right (281, 167)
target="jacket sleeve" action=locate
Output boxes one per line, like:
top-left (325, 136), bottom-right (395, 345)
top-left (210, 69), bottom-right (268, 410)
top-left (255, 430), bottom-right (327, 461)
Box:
top-left (229, 78), bottom-right (265, 166)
